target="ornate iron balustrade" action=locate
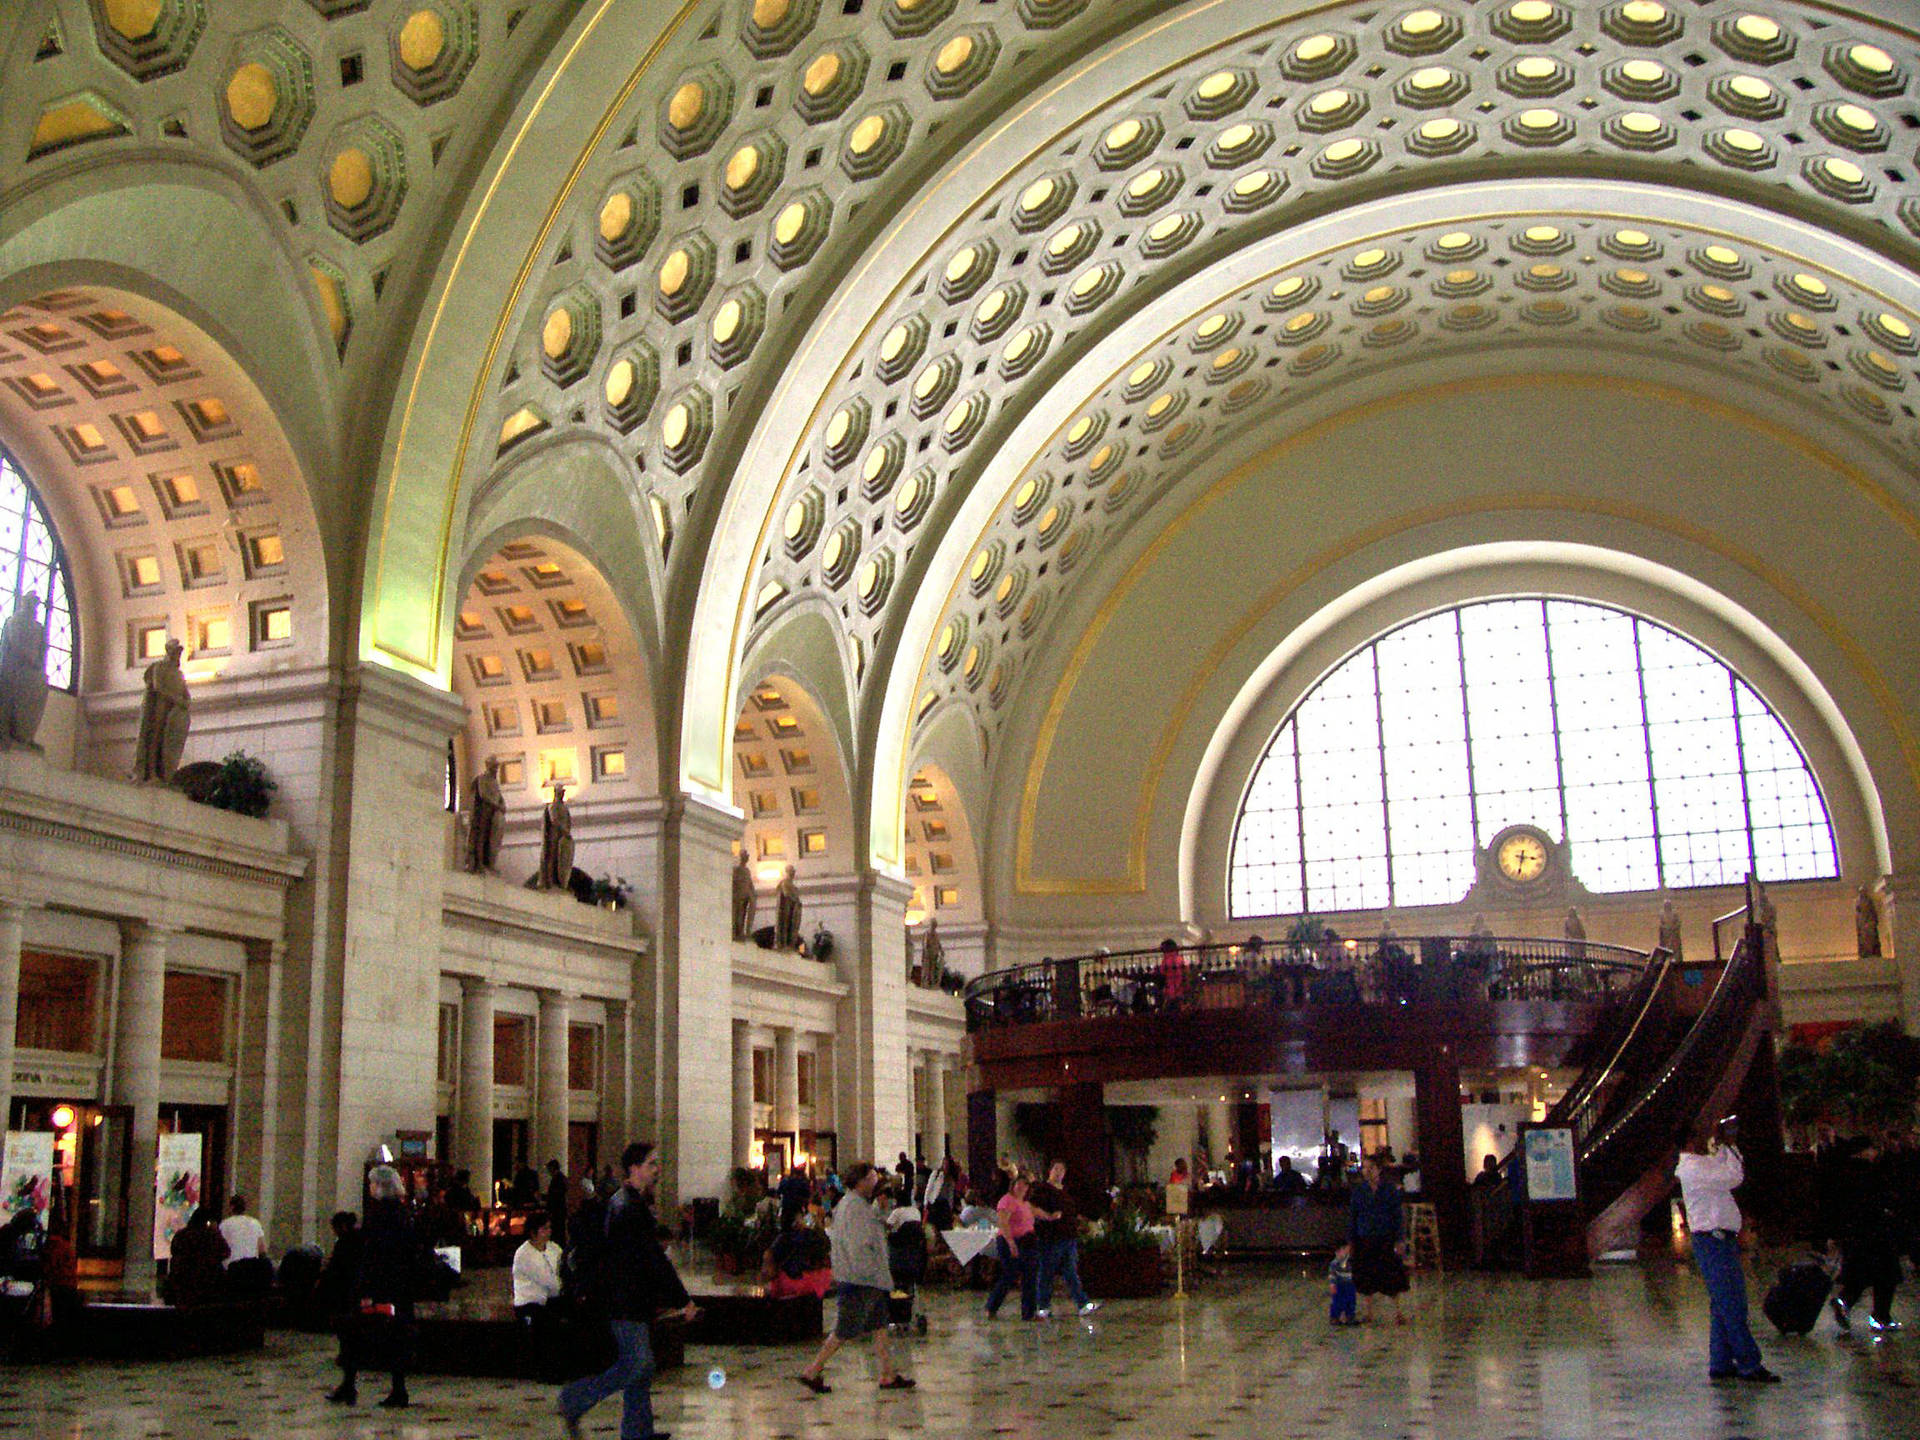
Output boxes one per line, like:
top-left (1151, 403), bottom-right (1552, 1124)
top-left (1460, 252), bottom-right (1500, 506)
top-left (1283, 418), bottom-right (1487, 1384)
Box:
top-left (962, 936), bottom-right (1648, 1032)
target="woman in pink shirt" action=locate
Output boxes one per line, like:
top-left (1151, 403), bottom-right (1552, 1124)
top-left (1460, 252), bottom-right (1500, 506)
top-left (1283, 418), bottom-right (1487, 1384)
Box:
top-left (984, 1175), bottom-right (1047, 1320)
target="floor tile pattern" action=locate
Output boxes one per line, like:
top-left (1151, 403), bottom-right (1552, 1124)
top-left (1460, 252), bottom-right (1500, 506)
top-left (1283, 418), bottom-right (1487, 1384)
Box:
top-left (1, 1258), bottom-right (1910, 1439)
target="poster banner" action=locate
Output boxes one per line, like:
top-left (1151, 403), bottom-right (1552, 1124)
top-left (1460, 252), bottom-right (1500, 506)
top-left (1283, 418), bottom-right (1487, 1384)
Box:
top-left (1, 1132), bottom-right (55, 1221)
top-left (1523, 1126), bottom-right (1578, 1203)
top-left (153, 1132), bottom-right (204, 1262)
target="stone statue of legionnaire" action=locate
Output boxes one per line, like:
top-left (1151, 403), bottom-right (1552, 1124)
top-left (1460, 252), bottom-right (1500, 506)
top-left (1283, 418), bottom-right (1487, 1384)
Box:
top-left (0, 591), bottom-right (48, 752)
top-left (1563, 906), bottom-right (1585, 943)
top-left (1855, 882), bottom-right (1881, 958)
top-left (527, 780), bottom-right (574, 891)
top-left (731, 848), bottom-right (756, 940)
top-left (135, 637), bottom-right (191, 783)
top-left (1658, 895), bottom-right (1684, 960)
top-left (466, 755), bottom-right (506, 873)
top-left (920, 917), bottom-right (945, 986)
top-left (774, 864), bottom-right (802, 950)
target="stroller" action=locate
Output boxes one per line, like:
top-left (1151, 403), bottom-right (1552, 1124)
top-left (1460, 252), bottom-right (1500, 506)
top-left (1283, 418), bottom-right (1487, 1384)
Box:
top-left (885, 1204), bottom-right (929, 1335)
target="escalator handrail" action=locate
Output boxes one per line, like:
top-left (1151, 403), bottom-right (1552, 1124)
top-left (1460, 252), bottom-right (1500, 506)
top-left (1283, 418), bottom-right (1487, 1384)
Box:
top-left (1579, 926), bottom-right (1763, 1171)
top-left (1545, 947), bottom-right (1675, 1144)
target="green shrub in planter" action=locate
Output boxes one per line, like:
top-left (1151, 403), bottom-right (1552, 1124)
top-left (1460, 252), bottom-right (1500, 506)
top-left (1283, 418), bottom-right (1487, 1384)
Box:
top-left (201, 750), bottom-right (277, 818)
top-left (1080, 1205), bottom-right (1167, 1297)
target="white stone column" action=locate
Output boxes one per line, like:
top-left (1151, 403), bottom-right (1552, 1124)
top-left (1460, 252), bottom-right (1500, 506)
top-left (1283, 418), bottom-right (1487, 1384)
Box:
top-left (0, 901), bottom-right (33, 1128)
top-left (326, 666), bottom-right (466, 1218)
top-left (774, 1026), bottom-right (799, 1141)
top-left (732, 1021), bottom-right (755, 1170)
top-left (1889, 872), bottom-right (1920, 1035)
top-left (534, 989), bottom-right (570, 1172)
top-left (816, 1033), bottom-right (839, 1161)
top-left (114, 922), bottom-right (171, 1290)
top-left (816, 872), bottom-right (913, 1164)
top-left (627, 794), bottom-right (748, 1208)
top-left (233, 939), bottom-right (285, 1241)
top-left (457, 979), bottom-right (496, 1189)
top-left (925, 1050), bottom-right (949, 1162)
top-left (1208, 1099), bottom-right (1234, 1169)
top-left (600, 998), bottom-right (631, 1154)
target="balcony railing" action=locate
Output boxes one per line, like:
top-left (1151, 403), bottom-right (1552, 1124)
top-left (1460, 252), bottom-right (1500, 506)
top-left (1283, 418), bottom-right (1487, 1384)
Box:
top-left (962, 936), bottom-right (1649, 1032)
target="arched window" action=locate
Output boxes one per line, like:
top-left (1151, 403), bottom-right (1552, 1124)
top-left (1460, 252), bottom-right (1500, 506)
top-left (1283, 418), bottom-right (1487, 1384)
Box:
top-left (0, 447), bottom-right (76, 691)
top-left (1230, 598), bottom-right (1837, 918)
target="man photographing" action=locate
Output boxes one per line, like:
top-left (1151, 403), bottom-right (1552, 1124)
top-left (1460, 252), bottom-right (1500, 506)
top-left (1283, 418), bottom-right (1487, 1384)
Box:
top-left (1675, 1115), bottom-right (1778, 1385)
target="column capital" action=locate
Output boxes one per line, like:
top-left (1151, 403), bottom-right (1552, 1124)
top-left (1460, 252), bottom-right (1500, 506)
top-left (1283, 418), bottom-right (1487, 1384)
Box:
top-left (119, 919), bottom-right (180, 947)
top-left (1883, 871), bottom-right (1920, 903)
top-left (0, 898), bottom-right (38, 923)
top-left (460, 975), bottom-right (497, 1000)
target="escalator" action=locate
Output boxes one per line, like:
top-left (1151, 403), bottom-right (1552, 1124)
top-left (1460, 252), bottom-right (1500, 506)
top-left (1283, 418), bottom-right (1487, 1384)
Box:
top-left (1498, 913), bottom-right (1774, 1261)
top-left (1574, 920), bottom-right (1772, 1255)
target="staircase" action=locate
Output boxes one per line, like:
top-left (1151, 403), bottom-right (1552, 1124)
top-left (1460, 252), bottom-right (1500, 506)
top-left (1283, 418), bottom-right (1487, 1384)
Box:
top-left (1497, 894), bottom-right (1775, 1261)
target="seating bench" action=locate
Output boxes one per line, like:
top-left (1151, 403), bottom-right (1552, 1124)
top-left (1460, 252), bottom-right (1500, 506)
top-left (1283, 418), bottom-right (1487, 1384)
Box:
top-left (75, 1297), bottom-right (265, 1359)
top-left (409, 1301), bottom-right (685, 1379)
top-left (684, 1289), bottom-right (823, 1345)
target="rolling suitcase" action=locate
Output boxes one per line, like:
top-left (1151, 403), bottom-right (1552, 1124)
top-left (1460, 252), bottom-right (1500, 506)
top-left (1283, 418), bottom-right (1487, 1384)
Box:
top-left (1762, 1258), bottom-right (1831, 1336)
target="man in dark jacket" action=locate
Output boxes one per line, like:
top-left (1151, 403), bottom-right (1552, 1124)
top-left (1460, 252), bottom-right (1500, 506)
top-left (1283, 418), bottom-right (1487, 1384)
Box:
top-left (328, 1166), bottom-right (422, 1409)
top-left (558, 1142), bottom-right (699, 1440)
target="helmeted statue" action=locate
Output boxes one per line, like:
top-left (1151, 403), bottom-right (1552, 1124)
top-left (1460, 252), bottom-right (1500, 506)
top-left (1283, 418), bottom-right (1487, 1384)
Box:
top-left (774, 864), bottom-right (802, 949)
top-left (466, 755), bottom-right (506, 874)
top-left (134, 638), bottom-right (191, 783)
top-left (1564, 906), bottom-right (1586, 955)
top-left (920, 917), bottom-right (945, 987)
top-left (1856, 883), bottom-right (1881, 959)
top-left (731, 848), bottom-right (756, 940)
top-left (527, 781), bottom-right (574, 891)
top-left (1658, 895), bottom-right (1684, 960)
top-left (0, 591), bottom-right (48, 752)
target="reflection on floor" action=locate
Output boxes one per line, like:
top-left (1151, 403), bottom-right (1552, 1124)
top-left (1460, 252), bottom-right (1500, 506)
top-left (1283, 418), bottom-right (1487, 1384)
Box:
top-left (2, 1257), bottom-right (1910, 1439)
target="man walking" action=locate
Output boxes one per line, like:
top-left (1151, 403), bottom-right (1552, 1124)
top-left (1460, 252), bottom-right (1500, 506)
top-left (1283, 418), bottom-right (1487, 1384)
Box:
top-left (1031, 1161), bottom-right (1099, 1318)
top-left (796, 1163), bottom-right (914, 1394)
top-left (1676, 1119), bottom-right (1779, 1384)
top-left (558, 1143), bottom-right (700, 1440)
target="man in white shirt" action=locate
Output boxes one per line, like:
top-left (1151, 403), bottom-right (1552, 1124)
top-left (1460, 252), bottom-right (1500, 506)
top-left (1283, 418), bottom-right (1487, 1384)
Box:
top-left (218, 1194), bottom-right (265, 1264)
top-left (512, 1213), bottom-right (564, 1315)
top-left (1675, 1119), bottom-right (1779, 1384)
top-left (218, 1194), bottom-right (271, 1296)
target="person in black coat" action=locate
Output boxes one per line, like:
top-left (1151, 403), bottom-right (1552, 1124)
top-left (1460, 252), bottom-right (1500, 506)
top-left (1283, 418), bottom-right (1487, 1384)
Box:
top-left (1820, 1135), bottom-right (1905, 1333)
top-left (328, 1166), bottom-right (423, 1409)
top-left (557, 1142), bottom-right (700, 1440)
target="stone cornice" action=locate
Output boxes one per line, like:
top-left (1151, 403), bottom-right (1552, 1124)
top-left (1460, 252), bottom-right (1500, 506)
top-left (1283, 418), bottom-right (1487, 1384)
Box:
top-left (732, 947), bottom-right (851, 1003)
top-left (0, 752), bottom-right (306, 890)
top-left (441, 869), bottom-right (649, 957)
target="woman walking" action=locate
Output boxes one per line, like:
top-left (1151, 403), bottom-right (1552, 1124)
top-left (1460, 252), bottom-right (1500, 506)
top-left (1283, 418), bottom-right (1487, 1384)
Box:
top-left (1349, 1154), bottom-right (1410, 1324)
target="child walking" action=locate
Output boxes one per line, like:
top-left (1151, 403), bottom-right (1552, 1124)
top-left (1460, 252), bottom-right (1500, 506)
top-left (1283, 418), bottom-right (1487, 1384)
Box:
top-left (1329, 1243), bottom-right (1358, 1326)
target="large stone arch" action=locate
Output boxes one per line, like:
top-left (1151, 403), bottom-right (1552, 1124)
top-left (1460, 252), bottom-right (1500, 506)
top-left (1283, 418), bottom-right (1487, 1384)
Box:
top-left (868, 176), bottom-right (1920, 888)
top-left (0, 281), bottom-right (332, 778)
top-left (0, 160), bottom-right (344, 606)
top-left (981, 373), bottom-right (1920, 936)
top-left (1179, 542), bottom-right (1891, 926)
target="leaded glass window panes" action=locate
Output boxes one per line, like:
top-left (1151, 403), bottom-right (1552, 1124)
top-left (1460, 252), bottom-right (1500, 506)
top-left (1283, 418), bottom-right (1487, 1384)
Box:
top-left (0, 448), bottom-right (76, 691)
top-left (1229, 599), bottom-right (1838, 917)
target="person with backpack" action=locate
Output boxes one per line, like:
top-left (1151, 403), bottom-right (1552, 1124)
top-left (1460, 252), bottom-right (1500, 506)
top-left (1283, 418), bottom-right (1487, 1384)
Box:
top-left (557, 1142), bottom-right (699, 1440)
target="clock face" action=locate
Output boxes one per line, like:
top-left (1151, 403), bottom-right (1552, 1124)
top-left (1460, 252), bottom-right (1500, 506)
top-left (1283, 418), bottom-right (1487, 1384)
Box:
top-left (1495, 830), bottom-right (1550, 883)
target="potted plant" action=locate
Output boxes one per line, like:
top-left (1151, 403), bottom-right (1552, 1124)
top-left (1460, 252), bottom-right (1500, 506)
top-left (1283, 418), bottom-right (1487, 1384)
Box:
top-left (706, 1208), bottom-right (769, 1278)
top-left (1079, 1202), bottom-right (1167, 1298)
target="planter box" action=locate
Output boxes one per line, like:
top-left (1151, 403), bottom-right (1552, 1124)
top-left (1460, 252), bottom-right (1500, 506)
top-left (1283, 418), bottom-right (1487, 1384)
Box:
top-left (1080, 1245), bottom-right (1167, 1298)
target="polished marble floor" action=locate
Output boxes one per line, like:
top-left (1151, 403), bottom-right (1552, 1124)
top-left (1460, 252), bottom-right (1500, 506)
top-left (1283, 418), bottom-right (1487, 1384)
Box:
top-left (2, 1257), bottom-right (1910, 1439)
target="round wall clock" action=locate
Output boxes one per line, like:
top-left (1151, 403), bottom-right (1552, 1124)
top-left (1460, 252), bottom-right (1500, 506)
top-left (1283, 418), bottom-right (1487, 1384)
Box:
top-left (1491, 825), bottom-right (1555, 886)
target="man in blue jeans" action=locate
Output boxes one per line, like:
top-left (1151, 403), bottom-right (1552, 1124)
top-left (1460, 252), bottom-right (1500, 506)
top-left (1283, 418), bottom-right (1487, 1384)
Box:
top-left (1031, 1160), bottom-right (1100, 1318)
top-left (1676, 1119), bottom-right (1779, 1385)
top-left (559, 1143), bottom-right (700, 1440)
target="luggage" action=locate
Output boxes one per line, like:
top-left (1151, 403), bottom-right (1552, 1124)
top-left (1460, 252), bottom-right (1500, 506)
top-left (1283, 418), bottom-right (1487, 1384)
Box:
top-left (1762, 1258), bottom-right (1832, 1336)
